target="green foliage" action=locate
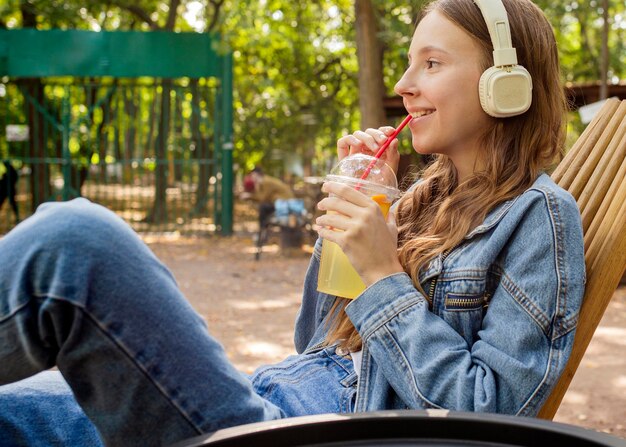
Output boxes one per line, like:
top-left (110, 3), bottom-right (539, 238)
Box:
top-left (1, 0), bottom-right (624, 176)
top-left (536, 0), bottom-right (625, 83)
top-left (534, 0), bottom-right (625, 143)
top-left (216, 0), bottom-right (359, 175)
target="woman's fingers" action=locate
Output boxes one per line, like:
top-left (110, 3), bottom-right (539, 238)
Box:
top-left (371, 126), bottom-right (400, 173)
top-left (315, 206), bottom-right (373, 250)
top-left (379, 126), bottom-right (396, 136)
top-left (315, 210), bottom-right (352, 232)
top-left (337, 127), bottom-right (394, 160)
top-left (336, 125), bottom-right (402, 170)
top-left (320, 181), bottom-right (372, 206)
top-left (316, 192), bottom-right (368, 222)
top-left (336, 124), bottom-right (404, 178)
top-left (337, 134), bottom-right (358, 161)
top-left (316, 182), bottom-right (388, 241)
top-left (353, 128), bottom-right (389, 155)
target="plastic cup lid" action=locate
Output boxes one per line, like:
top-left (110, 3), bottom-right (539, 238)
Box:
top-left (326, 154), bottom-right (400, 199)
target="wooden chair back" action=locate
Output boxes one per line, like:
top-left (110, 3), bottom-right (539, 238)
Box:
top-left (538, 98), bottom-right (626, 419)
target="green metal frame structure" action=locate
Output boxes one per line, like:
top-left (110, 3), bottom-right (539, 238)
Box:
top-left (0, 29), bottom-right (233, 235)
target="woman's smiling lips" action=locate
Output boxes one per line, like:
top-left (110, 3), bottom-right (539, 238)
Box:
top-left (411, 109), bottom-right (435, 118)
top-left (408, 109), bottom-right (436, 127)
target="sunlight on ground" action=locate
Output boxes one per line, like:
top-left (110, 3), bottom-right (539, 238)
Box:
top-left (593, 326), bottom-right (626, 346)
top-left (582, 360), bottom-right (601, 368)
top-left (242, 244), bottom-right (280, 255)
top-left (561, 390), bottom-right (588, 405)
top-left (142, 232), bottom-right (184, 243)
top-left (229, 298), bottom-right (298, 310)
top-left (238, 341), bottom-right (286, 358)
top-left (231, 336), bottom-right (296, 374)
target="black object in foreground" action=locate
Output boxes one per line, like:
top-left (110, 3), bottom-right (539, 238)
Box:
top-left (172, 410), bottom-right (626, 447)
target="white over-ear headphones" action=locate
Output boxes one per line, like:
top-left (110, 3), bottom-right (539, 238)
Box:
top-left (474, 0), bottom-right (533, 118)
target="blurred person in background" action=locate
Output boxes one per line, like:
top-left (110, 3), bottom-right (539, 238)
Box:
top-left (0, 160), bottom-right (20, 224)
top-left (242, 167), bottom-right (295, 230)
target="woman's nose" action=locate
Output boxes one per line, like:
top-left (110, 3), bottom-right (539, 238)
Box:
top-left (394, 70), bottom-right (416, 98)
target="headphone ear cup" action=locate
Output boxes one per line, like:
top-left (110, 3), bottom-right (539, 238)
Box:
top-left (479, 66), bottom-right (533, 118)
top-left (478, 68), bottom-right (495, 116)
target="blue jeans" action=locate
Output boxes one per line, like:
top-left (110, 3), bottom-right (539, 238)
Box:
top-left (0, 199), bottom-right (355, 446)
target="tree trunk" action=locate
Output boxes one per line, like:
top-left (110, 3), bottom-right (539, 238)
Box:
top-left (354, 0), bottom-right (386, 129)
top-left (97, 87), bottom-right (116, 184)
top-left (123, 88), bottom-right (138, 183)
top-left (22, 78), bottom-right (50, 208)
top-left (191, 0), bottom-right (224, 215)
top-left (191, 79), bottom-right (211, 215)
top-left (146, 0), bottom-right (179, 223)
top-left (145, 88), bottom-right (157, 153)
top-left (148, 79), bottom-right (171, 223)
top-left (173, 87), bottom-right (184, 182)
top-left (20, 3), bottom-right (50, 208)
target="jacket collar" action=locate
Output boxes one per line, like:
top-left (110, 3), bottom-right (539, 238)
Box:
top-left (411, 173), bottom-right (550, 284)
top-left (417, 197), bottom-right (518, 284)
top-left (464, 197), bottom-right (517, 239)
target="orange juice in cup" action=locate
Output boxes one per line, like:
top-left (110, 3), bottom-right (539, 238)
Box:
top-left (317, 154), bottom-right (400, 299)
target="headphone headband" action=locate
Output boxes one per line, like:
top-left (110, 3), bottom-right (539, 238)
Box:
top-left (474, 0), bottom-right (518, 67)
top-left (473, 0), bottom-right (533, 117)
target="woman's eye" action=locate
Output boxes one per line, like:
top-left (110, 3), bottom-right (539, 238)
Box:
top-left (426, 59), bottom-right (439, 69)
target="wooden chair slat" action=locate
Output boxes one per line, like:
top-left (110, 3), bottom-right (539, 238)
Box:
top-left (539, 197), bottom-right (626, 419)
top-left (577, 112), bottom-right (626, 219)
top-left (577, 113), bottom-right (626, 209)
top-left (552, 98), bottom-right (620, 186)
top-left (583, 135), bottom-right (626, 245)
top-left (566, 102), bottom-right (626, 199)
top-left (587, 177), bottom-right (626, 273)
top-left (539, 99), bottom-right (626, 419)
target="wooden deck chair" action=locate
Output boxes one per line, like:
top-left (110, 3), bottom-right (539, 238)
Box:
top-left (538, 97), bottom-right (626, 419)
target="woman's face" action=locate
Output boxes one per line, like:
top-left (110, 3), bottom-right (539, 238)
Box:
top-left (394, 10), bottom-right (492, 178)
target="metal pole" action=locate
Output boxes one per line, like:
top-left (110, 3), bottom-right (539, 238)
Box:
top-left (213, 81), bottom-right (221, 228)
top-left (220, 51), bottom-right (234, 235)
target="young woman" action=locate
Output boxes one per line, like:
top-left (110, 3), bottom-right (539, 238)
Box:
top-left (0, 0), bottom-right (585, 445)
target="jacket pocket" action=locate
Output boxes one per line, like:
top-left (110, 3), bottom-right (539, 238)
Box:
top-left (444, 293), bottom-right (485, 311)
top-left (442, 293), bottom-right (487, 346)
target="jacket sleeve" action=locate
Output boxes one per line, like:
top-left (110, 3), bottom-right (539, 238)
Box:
top-left (345, 189), bottom-right (585, 415)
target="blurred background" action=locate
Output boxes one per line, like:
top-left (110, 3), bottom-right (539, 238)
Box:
top-left (0, 0), bottom-right (624, 235)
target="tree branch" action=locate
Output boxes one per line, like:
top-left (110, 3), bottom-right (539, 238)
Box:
top-left (314, 57), bottom-right (341, 77)
top-left (20, 0), bottom-right (38, 28)
top-left (206, 0), bottom-right (225, 32)
top-left (107, 0), bottom-right (158, 30)
top-left (164, 0), bottom-right (181, 31)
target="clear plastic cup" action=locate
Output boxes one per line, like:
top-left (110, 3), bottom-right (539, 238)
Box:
top-left (317, 154), bottom-right (400, 299)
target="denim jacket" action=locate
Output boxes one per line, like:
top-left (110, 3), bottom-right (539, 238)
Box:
top-left (294, 173), bottom-right (585, 416)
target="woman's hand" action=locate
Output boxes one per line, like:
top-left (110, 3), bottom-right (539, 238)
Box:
top-left (316, 181), bottom-right (404, 287)
top-left (337, 126), bottom-right (401, 174)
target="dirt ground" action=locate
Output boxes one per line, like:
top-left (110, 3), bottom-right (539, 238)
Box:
top-left (144, 229), bottom-right (626, 440)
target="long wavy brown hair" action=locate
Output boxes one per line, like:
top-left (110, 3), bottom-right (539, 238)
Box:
top-left (325, 0), bottom-right (568, 352)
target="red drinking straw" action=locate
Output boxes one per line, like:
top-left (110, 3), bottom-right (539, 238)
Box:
top-left (359, 113), bottom-right (413, 181)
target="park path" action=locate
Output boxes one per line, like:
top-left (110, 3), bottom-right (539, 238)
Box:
top-left (146, 234), bottom-right (625, 440)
